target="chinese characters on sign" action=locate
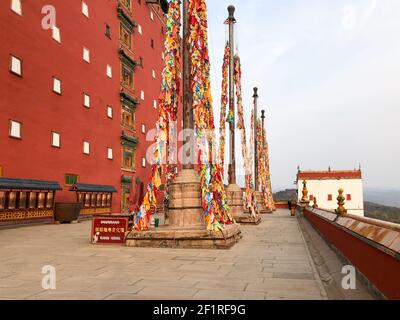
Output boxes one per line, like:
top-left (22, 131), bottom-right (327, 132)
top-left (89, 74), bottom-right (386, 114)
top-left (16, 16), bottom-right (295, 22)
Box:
top-left (91, 217), bottom-right (128, 245)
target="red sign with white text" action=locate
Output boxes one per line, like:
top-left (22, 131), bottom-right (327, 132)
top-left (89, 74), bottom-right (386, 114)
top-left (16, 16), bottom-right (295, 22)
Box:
top-left (91, 216), bottom-right (128, 245)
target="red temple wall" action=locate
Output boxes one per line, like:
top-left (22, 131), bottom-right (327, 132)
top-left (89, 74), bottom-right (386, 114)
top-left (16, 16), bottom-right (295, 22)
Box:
top-left (0, 1), bottom-right (176, 214)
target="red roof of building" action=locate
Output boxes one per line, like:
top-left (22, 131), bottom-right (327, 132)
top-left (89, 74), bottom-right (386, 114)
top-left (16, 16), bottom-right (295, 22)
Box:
top-left (297, 170), bottom-right (362, 181)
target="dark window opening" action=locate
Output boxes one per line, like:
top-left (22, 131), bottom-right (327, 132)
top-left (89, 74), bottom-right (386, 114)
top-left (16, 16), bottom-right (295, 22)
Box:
top-left (65, 174), bottom-right (79, 186)
top-left (105, 24), bottom-right (111, 39)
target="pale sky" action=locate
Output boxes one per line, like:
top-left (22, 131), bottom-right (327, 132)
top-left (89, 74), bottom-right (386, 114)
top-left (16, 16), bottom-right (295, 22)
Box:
top-left (205, 0), bottom-right (400, 191)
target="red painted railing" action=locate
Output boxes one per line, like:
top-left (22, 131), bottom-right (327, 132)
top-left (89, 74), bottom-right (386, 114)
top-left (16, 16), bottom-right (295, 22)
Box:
top-left (303, 207), bottom-right (400, 300)
top-left (274, 201), bottom-right (290, 209)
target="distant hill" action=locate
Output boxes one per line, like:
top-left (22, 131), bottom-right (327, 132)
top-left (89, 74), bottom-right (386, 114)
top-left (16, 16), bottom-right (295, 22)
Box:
top-left (274, 189), bottom-right (297, 201)
top-left (364, 202), bottom-right (400, 224)
top-left (273, 189), bottom-right (400, 225)
top-left (364, 188), bottom-right (400, 207)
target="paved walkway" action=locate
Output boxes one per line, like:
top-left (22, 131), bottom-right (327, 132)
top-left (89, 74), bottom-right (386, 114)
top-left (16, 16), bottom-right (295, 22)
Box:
top-left (0, 209), bottom-right (328, 300)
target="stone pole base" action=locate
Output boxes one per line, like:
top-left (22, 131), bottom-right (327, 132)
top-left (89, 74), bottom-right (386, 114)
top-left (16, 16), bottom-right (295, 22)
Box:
top-left (126, 169), bottom-right (242, 249)
top-left (226, 184), bottom-right (261, 225)
top-left (255, 191), bottom-right (273, 214)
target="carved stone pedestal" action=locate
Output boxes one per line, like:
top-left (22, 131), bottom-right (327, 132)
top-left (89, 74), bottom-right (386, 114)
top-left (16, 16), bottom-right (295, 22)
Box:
top-left (234, 213), bottom-right (262, 225)
top-left (126, 169), bottom-right (242, 249)
top-left (255, 191), bottom-right (273, 214)
top-left (226, 184), bottom-right (261, 225)
top-left (126, 224), bottom-right (242, 249)
top-left (168, 169), bottom-right (204, 228)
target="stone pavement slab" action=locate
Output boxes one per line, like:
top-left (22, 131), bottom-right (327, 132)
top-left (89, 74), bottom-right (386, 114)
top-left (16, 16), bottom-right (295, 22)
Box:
top-left (0, 209), bottom-right (328, 300)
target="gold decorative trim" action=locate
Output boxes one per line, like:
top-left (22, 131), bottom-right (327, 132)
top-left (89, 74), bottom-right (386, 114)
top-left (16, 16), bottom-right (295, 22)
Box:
top-left (0, 210), bottom-right (53, 221)
top-left (81, 207), bottom-right (111, 215)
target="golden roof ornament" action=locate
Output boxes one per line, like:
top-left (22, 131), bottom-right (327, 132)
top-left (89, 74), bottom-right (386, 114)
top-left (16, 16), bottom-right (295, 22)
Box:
top-left (335, 188), bottom-right (347, 214)
top-left (312, 197), bottom-right (318, 209)
top-left (301, 180), bottom-right (309, 202)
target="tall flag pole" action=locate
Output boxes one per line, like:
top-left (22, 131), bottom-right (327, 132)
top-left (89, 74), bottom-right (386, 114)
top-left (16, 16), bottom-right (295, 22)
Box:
top-left (127, 0), bottom-right (241, 249)
top-left (134, 0), bottom-right (181, 231)
top-left (182, 0), bottom-right (194, 170)
top-left (253, 92), bottom-right (271, 214)
top-left (219, 43), bottom-right (230, 172)
top-left (226, 5), bottom-right (237, 185)
top-left (224, 6), bottom-right (244, 220)
top-left (257, 112), bottom-right (274, 212)
top-left (221, 5), bottom-right (260, 223)
top-left (234, 56), bottom-right (258, 218)
top-left (262, 110), bottom-right (275, 211)
top-left (253, 88), bottom-right (259, 191)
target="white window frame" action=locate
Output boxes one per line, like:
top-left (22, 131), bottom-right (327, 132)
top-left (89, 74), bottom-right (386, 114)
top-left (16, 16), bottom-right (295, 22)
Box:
top-left (107, 106), bottom-right (113, 119)
top-left (83, 141), bottom-right (90, 155)
top-left (140, 90), bottom-right (145, 100)
top-left (52, 26), bottom-right (61, 43)
top-left (11, 0), bottom-right (22, 16)
top-left (142, 157), bottom-right (146, 168)
top-left (83, 47), bottom-right (90, 63)
top-left (53, 77), bottom-right (62, 94)
top-left (52, 132), bottom-right (61, 148)
top-left (152, 69), bottom-right (156, 79)
top-left (83, 93), bottom-right (90, 108)
top-left (106, 65), bottom-right (112, 78)
top-left (141, 124), bottom-right (146, 134)
top-left (107, 148), bottom-right (113, 160)
top-left (153, 100), bottom-right (157, 109)
top-left (82, 1), bottom-right (89, 18)
top-left (150, 11), bottom-right (154, 21)
top-left (9, 120), bottom-right (21, 139)
top-left (10, 55), bottom-right (22, 76)
top-left (138, 25), bottom-right (142, 35)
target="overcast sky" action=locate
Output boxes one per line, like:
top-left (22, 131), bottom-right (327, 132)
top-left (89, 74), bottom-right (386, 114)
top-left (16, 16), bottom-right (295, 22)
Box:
top-left (205, 0), bottom-right (400, 191)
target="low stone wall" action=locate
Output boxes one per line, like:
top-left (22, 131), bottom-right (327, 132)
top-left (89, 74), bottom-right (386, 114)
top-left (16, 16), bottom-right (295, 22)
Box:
top-left (303, 207), bottom-right (400, 300)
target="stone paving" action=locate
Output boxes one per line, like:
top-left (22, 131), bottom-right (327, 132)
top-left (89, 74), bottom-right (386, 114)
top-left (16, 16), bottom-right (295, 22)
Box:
top-left (0, 209), bottom-right (328, 300)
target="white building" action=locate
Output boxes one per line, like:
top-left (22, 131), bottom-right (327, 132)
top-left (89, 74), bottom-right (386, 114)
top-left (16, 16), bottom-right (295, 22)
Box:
top-left (297, 169), bottom-right (364, 216)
